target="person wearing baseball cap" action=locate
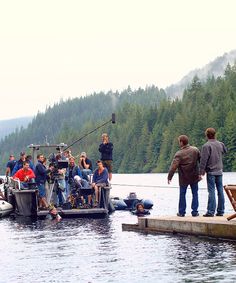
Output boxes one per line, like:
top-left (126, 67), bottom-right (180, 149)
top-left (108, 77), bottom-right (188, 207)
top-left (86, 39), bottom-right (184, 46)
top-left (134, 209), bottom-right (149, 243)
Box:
top-left (79, 152), bottom-right (93, 181)
top-left (12, 151), bottom-right (35, 176)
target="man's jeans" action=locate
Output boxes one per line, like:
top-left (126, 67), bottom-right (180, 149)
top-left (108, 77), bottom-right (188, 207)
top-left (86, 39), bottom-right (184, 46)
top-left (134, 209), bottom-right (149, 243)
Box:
top-left (82, 169), bottom-right (92, 182)
top-left (179, 182), bottom-right (199, 216)
top-left (206, 174), bottom-right (225, 215)
top-left (57, 179), bottom-right (66, 206)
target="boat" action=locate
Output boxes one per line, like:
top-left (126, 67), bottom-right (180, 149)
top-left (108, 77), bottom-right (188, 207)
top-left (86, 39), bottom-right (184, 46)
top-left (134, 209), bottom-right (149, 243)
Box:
top-left (0, 199), bottom-right (13, 217)
top-left (111, 192), bottom-right (154, 211)
top-left (4, 164), bottom-right (112, 219)
top-left (0, 178), bottom-right (13, 217)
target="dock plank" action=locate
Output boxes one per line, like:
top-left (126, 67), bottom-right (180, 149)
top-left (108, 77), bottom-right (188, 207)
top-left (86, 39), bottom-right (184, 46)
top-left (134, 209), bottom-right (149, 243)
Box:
top-left (122, 215), bottom-right (236, 240)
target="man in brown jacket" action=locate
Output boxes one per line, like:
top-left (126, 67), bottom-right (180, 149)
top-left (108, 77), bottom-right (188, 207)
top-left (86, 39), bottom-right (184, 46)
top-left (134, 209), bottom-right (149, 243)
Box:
top-left (168, 135), bottom-right (201, 217)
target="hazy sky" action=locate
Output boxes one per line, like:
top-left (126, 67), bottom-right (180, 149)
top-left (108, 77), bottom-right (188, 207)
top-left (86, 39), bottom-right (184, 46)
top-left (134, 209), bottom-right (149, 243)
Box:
top-left (0, 0), bottom-right (235, 120)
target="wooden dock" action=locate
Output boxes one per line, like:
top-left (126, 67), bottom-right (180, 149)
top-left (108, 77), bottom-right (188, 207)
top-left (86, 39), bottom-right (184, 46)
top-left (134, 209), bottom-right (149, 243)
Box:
top-left (122, 215), bottom-right (236, 240)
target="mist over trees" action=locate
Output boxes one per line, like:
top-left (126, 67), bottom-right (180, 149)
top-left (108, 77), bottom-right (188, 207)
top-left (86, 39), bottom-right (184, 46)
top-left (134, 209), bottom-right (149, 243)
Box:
top-left (0, 64), bottom-right (236, 174)
top-left (0, 117), bottom-right (32, 140)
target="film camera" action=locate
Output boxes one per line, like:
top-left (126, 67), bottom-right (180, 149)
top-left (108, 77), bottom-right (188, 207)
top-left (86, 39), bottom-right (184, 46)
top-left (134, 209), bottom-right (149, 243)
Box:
top-left (48, 153), bottom-right (69, 182)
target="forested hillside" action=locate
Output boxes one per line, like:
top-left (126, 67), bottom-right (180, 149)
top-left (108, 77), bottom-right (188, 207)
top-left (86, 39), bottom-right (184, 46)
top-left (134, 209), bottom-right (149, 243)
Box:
top-left (0, 86), bottom-right (165, 173)
top-left (0, 117), bottom-right (32, 140)
top-left (1, 64), bottom-right (236, 174)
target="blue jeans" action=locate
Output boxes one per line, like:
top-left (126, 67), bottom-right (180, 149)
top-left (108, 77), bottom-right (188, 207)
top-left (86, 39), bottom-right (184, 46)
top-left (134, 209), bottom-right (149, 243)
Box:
top-left (57, 179), bottom-right (66, 206)
top-left (82, 169), bottom-right (92, 182)
top-left (179, 182), bottom-right (199, 215)
top-left (206, 174), bottom-right (225, 215)
top-left (37, 183), bottom-right (46, 198)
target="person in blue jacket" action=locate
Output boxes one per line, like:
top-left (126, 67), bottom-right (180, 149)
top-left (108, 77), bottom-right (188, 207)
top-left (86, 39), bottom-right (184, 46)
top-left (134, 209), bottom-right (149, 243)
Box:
top-left (67, 156), bottom-right (82, 197)
top-left (35, 154), bottom-right (53, 209)
top-left (92, 160), bottom-right (109, 208)
top-left (5, 154), bottom-right (17, 177)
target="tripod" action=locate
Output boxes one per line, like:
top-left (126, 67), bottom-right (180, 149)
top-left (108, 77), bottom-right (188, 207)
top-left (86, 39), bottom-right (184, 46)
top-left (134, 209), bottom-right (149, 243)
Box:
top-left (47, 177), bottom-right (66, 206)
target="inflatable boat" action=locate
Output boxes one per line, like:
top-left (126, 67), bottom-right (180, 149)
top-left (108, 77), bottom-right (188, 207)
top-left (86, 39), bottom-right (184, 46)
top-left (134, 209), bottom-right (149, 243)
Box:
top-left (111, 192), bottom-right (153, 211)
top-left (0, 199), bottom-right (13, 217)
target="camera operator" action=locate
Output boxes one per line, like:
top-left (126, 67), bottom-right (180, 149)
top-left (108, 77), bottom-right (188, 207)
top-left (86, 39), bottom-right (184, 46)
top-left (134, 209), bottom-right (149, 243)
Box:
top-left (35, 154), bottom-right (53, 209)
top-left (67, 156), bottom-right (82, 196)
top-left (79, 152), bottom-right (93, 182)
top-left (48, 154), bottom-right (67, 207)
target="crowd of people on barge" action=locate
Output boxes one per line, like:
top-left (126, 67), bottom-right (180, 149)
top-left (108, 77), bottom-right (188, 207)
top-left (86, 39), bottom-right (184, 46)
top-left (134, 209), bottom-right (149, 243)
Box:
top-left (5, 133), bottom-right (113, 210)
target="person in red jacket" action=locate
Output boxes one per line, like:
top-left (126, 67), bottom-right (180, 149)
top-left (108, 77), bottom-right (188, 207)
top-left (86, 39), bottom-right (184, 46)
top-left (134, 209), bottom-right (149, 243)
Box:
top-left (13, 161), bottom-right (35, 186)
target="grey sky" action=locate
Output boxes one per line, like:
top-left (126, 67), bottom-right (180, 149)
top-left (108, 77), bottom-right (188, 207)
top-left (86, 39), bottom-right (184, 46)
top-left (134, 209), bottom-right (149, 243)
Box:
top-left (0, 0), bottom-right (235, 120)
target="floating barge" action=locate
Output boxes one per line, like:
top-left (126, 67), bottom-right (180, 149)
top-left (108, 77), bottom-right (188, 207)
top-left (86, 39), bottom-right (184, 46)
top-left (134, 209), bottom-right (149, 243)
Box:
top-left (5, 178), bottom-right (112, 219)
top-left (37, 207), bottom-right (109, 219)
top-left (122, 215), bottom-right (236, 240)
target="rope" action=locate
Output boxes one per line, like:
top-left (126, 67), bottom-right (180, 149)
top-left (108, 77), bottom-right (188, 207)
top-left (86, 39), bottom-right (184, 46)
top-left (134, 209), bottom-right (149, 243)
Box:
top-left (110, 183), bottom-right (207, 190)
top-left (111, 183), bottom-right (179, 188)
top-left (63, 118), bottom-right (112, 151)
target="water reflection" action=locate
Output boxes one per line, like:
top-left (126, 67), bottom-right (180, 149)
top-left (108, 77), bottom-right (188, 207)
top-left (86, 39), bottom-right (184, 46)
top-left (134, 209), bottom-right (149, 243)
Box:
top-left (1, 173), bottom-right (236, 283)
top-left (8, 214), bottom-right (113, 235)
top-left (166, 235), bottom-right (236, 282)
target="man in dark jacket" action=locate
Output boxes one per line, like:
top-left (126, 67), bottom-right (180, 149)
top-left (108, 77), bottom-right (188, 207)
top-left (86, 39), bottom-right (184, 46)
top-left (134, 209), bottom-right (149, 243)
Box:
top-left (99, 133), bottom-right (113, 181)
top-left (5, 154), bottom-right (16, 176)
top-left (200, 128), bottom-right (227, 217)
top-left (168, 135), bottom-right (201, 217)
top-left (35, 154), bottom-right (53, 209)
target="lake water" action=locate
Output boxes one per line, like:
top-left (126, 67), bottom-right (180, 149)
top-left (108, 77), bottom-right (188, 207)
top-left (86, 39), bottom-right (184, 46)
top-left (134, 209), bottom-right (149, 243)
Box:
top-left (1, 173), bottom-right (236, 283)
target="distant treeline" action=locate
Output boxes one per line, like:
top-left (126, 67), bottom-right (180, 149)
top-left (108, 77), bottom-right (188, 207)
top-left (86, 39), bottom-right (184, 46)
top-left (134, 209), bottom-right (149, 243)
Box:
top-left (0, 64), bottom-right (236, 174)
top-left (0, 117), bottom-right (32, 140)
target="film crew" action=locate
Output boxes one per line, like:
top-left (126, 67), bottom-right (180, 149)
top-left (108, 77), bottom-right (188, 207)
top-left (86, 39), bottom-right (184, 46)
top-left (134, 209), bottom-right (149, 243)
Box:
top-left (63, 150), bottom-right (72, 160)
top-left (12, 151), bottom-right (35, 176)
top-left (35, 154), bottom-right (53, 209)
top-left (67, 157), bottom-right (92, 208)
top-left (78, 152), bottom-right (93, 182)
top-left (132, 203), bottom-right (150, 217)
top-left (92, 160), bottom-right (109, 208)
top-left (67, 156), bottom-right (82, 198)
top-left (73, 175), bottom-right (91, 208)
top-left (48, 154), bottom-right (67, 207)
top-left (99, 133), bottom-right (113, 181)
top-left (13, 161), bottom-right (36, 189)
top-left (5, 154), bottom-right (17, 177)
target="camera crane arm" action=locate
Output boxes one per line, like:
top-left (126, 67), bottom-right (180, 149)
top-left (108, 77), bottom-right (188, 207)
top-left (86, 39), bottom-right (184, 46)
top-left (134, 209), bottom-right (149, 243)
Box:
top-left (63, 113), bottom-right (115, 152)
top-left (28, 113), bottom-right (115, 164)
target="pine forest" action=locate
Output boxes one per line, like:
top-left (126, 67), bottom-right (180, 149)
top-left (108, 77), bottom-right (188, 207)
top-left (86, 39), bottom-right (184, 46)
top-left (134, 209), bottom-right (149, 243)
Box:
top-left (0, 64), bottom-right (236, 174)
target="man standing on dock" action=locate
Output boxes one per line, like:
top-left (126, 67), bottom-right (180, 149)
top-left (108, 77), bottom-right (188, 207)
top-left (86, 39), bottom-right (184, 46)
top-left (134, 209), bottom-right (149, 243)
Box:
top-left (200, 128), bottom-right (227, 217)
top-left (168, 135), bottom-right (201, 217)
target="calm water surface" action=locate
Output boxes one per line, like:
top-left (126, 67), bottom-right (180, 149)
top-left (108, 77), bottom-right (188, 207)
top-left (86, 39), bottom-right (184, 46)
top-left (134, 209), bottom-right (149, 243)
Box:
top-left (1, 173), bottom-right (236, 283)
